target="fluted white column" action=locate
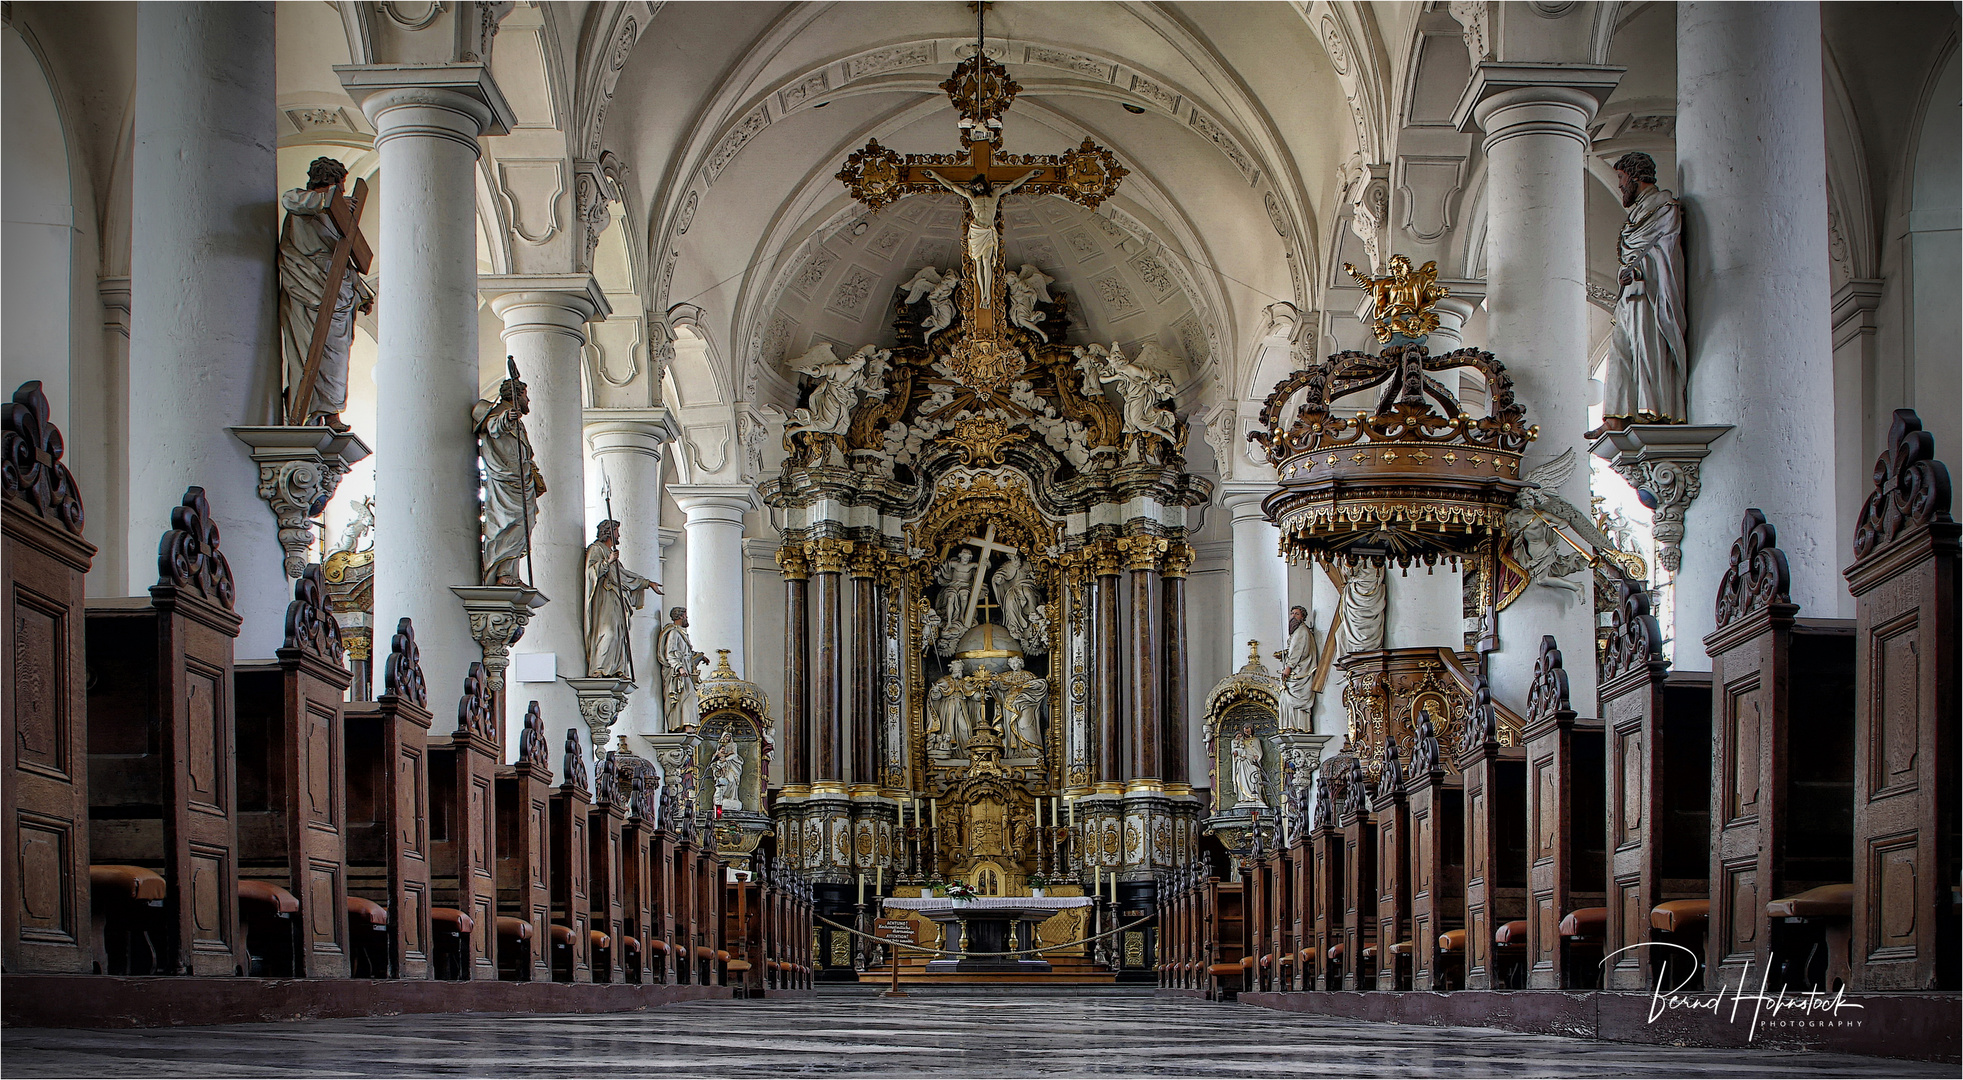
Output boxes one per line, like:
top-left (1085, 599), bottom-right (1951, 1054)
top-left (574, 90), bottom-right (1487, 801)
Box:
top-left (127, 2), bottom-right (286, 651)
top-left (1458, 66), bottom-right (1622, 710)
top-left (1675, 1), bottom-right (1840, 648)
top-left (1219, 485), bottom-right (1288, 658)
top-left (338, 65), bottom-right (513, 699)
top-left (486, 280), bottom-right (607, 763)
top-left (668, 484), bottom-right (760, 677)
top-left (585, 409), bottom-right (677, 735)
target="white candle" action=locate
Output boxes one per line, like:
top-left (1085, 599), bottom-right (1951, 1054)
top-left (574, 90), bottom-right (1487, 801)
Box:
top-left (1037, 799), bottom-right (1046, 828)
top-left (1051, 796), bottom-right (1060, 826)
top-left (1067, 796), bottom-right (1075, 826)
top-left (1094, 866), bottom-right (1102, 896)
top-left (931, 799), bottom-right (939, 830)
top-left (857, 873), bottom-right (865, 905)
top-left (876, 865), bottom-right (883, 895)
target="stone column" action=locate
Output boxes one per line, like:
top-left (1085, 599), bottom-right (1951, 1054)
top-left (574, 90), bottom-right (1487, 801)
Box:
top-left (128, 2), bottom-right (286, 652)
top-left (485, 278), bottom-right (608, 762)
top-left (847, 546), bottom-right (879, 788)
top-left (807, 538), bottom-right (848, 788)
top-left (1092, 542), bottom-right (1123, 789)
top-left (1456, 65), bottom-right (1622, 709)
top-left (1125, 536), bottom-right (1165, 783)
top-left (777, 545), bottom-right (811, 791)
top-left (1161, 543), bottom-right (1192, 789)
top-left (1676, 1), bottom-right (1840, 647)
top-left (1220, 486), bottom-right (1287, 657)
top-left (339, 63), bottom-right (513, 694)
top-left (585, 409), bottom-right (679, 734)
top-left (667, 484), bottom-right (758, 675)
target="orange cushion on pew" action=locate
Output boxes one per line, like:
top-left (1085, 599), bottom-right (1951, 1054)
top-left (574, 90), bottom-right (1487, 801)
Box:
top-left (645, 938), bottom-right (670, 953)
top-left (716, 950), bottom-right (730, 962)
top-left (347, 895), bottom-right (388, 928)
top-left (1207, 962), bottom-right (1242, 978)
top-left (621, 935), bottom-right (640, 953)
top-left (1651, 900), bottom-right (1711, 934)
top-left (1495, 920), bottom-right (1528, 948)
top-left (1298, 947), bottom-right (1317, 963)
top-left (1260, 953), bottom-right (1274, 969)
top-left (1361, 945), bottom-right (1377, 963)
top-left (90, 865), bottom-right (166, 902)
top-left (1388, 940), bottom-right (1413, 956)
top-left (549, 924), bottom-right (577, 947)
top-left (1239, 954), bottom-right (1254, 969)
top-left (1438, 929), bottom-right (1467, 954)
top-left (496, 917), bottom-right (533, 942)
top-left (1766, 883), bottom-right (1854, 919)
top-left (1329, 943), bottom-right (1345, 960)
top-left (694, 944), bottom-right (716, 960)
top-left (238, 879), bottom-right (300, 915)
top-left (432, 907), bottom-right (475, 934)
top-left (589, 930), bottom-right (611, 950)
top-left (1560, 906), bottom-right (1608, 940)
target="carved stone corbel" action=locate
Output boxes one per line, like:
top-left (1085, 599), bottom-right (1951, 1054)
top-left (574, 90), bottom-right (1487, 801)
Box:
top-left (451, 583), bottom-right (547, 694)
top-left (566, 676), bottom-right (632, 763)
top-left (232, 426), bottom-right (373, 578)
top-left (1589, 424), bottom-right (1733, 574)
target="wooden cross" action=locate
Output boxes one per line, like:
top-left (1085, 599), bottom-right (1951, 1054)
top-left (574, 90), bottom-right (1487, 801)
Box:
top-left (957, 522), bottom-right (1022, 644)
top-left (286, 177), bottom-right (373, 425)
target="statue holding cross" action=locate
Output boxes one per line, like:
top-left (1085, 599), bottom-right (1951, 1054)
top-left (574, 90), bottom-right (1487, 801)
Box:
top-left (278, 156), bottom-right (373, 430)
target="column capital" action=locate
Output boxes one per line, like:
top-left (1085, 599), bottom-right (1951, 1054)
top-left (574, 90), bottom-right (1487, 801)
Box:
top-left (669, 483), bottom-right (761, 522)
top-left (584, 408), bottom-right (681, 458)
top-left (484, 274), bottom-right (610, 324)
top-left (336, 63), bottom-right (516, 141)
top-left (1453, 63), bottom-right (1623, 143)
top-left (1217, 482), bottom-right (1276, 517)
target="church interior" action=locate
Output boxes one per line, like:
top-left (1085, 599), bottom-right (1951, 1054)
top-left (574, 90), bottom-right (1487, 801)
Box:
top-left (2, 0), bottom-right (1958, 1074)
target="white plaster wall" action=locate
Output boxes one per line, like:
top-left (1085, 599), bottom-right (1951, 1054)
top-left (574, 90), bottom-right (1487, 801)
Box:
top-left (2, 26), bottom-right (73, 429)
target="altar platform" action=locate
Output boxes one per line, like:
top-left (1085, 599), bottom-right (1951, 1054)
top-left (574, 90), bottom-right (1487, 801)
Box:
top-left (864, 896), bottom-right (1117, 986)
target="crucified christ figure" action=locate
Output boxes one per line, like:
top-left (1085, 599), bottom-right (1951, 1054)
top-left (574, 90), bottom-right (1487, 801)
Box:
top-left (928, 169), bottom-right (1040, 308)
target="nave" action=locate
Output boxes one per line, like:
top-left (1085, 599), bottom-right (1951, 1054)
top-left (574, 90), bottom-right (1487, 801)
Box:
top-left (4, 990), bottom-right (1948, 1080)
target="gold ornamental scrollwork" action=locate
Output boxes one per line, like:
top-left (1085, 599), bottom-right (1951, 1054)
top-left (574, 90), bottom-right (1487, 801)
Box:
top-left (805, 536), bottom-right (852, 575)
top-left (775, 543), bottom-right (811, 581)
top-left (1120, 534), bottom-right (1169, 573)
top-left (944, 412), bottom-right (1030, 466)
top-left (943, 339), bottom-right (1030, 389)
top-left (834, 139), bottom-right (907, 210)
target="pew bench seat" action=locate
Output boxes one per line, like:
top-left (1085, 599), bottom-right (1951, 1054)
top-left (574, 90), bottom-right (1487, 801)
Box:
top-left (1559, 907), bottom-right (1608, 941)
top-left (1650, 900), bottom-right (1710, 934)
top-left (1767, 883), bottom-right (1854, 992)
top-left (1438, 929), bottom-right (1466, 954)
top-left (89, 865), bottom-right (167, 976)
top-left (1494, 920), bottom-right (1528, 948)
top-left (430, 906), bottom-right (475, 980)
top-left (238, 880), bottom-right (301, 977)
top-left (347, 895), bottom-right (390, 977)
top-left (1388, 940), bottom-right (1413, 957)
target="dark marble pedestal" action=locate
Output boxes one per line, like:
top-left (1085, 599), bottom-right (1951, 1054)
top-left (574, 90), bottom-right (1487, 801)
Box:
top-left (918, 903), bottom-right (1059, 974)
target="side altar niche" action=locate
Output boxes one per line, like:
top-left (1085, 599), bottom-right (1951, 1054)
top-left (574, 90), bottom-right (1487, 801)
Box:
top-left (764, 37), bottom-right (1208, 983)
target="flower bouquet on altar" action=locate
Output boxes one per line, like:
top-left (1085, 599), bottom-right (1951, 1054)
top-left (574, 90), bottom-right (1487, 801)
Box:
top-left (1026, 874), bottom-right (1049, 899)
top-left (944, 882), bottom-right (978, 908)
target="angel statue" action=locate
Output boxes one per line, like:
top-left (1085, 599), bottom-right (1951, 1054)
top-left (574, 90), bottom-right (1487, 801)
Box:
top-left (1507, 449), bottom-right (1593, 593)
top-left (900, 265), bottom-right (946, 308)
top-left (928, 169), bottom-right (1042, 307)
top-left (1076, 342), bottom-right (1179, 444)
top-left (785, 343), bottom-right (890, 439)
top-left (1006, 269), bottom-right (1048, 341)
top-left (922, 272), bottom-right (961, 344)
top-left (1344, 254), bottom-right (1450, 344)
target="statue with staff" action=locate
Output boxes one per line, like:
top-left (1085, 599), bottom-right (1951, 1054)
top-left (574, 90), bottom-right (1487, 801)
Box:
top-left (582, 473), bottom-right (660, 680)
top-left (473, 357), bottom-right (544, 586)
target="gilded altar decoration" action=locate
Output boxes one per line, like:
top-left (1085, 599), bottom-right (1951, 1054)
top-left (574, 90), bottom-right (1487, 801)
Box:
top-left (694, 650), bottom-right (776, 869)
top-left (1345, 254), bottom-right (1450, 344)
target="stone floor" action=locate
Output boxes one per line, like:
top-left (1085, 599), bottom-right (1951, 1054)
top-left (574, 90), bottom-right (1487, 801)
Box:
top-left (3, 988), bottom-right (1947, 1077)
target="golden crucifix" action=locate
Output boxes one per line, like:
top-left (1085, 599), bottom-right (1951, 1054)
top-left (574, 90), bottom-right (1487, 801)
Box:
top-left (834, 28), bottom-right (1128, 348)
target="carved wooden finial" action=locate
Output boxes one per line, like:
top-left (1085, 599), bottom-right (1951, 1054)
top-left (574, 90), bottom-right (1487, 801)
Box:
top-left (1375, 749), bottom-right (1405, 800)
top-left (1458, 667), bottom-right (1497, 757)
top-left (283, 564), bottom-right (345, 666)
top-left (1714, 508), bottom-right (1791, 628)
top-left (519, 701), bottom-right (550, 768)
top-left (2, 380), bottom-right (84, 535)
top-left (562, 728), bottom-right (590, 793)
top-left (157, 486), bottom-right (236, 609)
top-left (1408, 715), bottom-right (1440, 778)
top-left (1854, 408), bottom-right (1954, 560)
top-left (383, 617), bottom-right (428, 708)
top-left (1526, 635), bottom-right (1573, 728)
top-left (456, 661), bottom-right (496, 740)
top-left (1601, 577), bottom-right (1665, 683)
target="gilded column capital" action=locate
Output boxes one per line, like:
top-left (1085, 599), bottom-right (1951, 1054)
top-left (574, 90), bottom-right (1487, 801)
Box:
top-left (776, 543), bottom-right (811, 581)
top-left (1090, 539), bottom-right (1125, 578)
top-left (1121, 534), bottom-right (1170, 573)
top-left (806, 536), bottom-right (851, 575)
top-left (1161, 540), bottom-right (1195, 579)
top-left (845, 543), bottom-right (882, 579)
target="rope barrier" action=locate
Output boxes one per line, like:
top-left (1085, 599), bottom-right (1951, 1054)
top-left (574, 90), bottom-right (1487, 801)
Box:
top-left (814, 911), bottom-right (1154, 959)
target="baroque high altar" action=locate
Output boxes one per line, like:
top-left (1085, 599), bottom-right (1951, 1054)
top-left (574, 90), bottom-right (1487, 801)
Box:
top-left (764, 44), bottom-right (1210, 943)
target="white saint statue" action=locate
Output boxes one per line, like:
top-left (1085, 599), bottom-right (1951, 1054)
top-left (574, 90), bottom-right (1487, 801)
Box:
top-left (785, 344), bottom-right (889, 439)
top-left (656, 607), bottom-right (708, 730)
top-left (922, 272), bottom-right (961, 344)
top-left (934, 549), bottom-right (981, 632)
top-left (1077, 343), bottom-right (1179, 444)
top-left (1273, 604), bottom-right (1317, 729)
top-left (711, 734), bottom-right (744, 811)
top-left (1016, 263), bottom-right (1054, 304)
top-left (926, 661), bottom-right (974, 754)
top-left (900, 265), bottom-right (945, 307)
top-left (1603, 151), bottom-right (1689, 428)
top-left (998, 658), bottom-right (1046, 755)
top-left (1006, 271), bottom-right (1047, 341)
top-left (1336, 561), bottom-right (1389, 656)
top-left (278, 156), bottom-right (373, 430)
top-left (1508, 451), bottom-right (1589, 593)
top-left (927, 169), bottom-right (1040, 306)
top-left (472, 359), bottom-right (545, 587)
top-left (582, 519), bottom-right (659, 679)
top-left (990, 550), bottom-right (1042, 646)
top-left (1230, 724), bottom-right (1267, 808)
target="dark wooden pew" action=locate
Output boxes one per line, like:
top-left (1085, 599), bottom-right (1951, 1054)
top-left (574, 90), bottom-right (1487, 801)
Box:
top-left (587, 752), bottom-right (628, 984)
top-left (617, 755), bottom-right (659, 982)
top-left (1521, 635), bottom-right (1607, 990)
top-left (1337, 759), bottom-right (1377, 990)
top-left (1841, 411), bottom-right (1958, 992)
top-left (1457, 673), bottom-right (1528, 990)
top-left (1308, 779), bottom-right (1343, 990)
top-left (233, 565), bottom-right (353, 978)
top-left (549, 729), bottom-right (594, 983)
top-left (1704, 509), bottom-right (1856, 992)
top-left (85, 487), bottom-right (247, 977)
top-left (1202, 876), bottom-right (1244, 1000)
top-left (1373, 756), bottom-right (1412, 990)
top-left (495, 702), bottom-right (554, 981)
top-left (3, 382), bottom-right (98, 974)
top-left (427, 663), bottom-right (499, 980)
top-left (341, 619), bottom-right (433, 979)
top-left (1599, 578), bottom-right (1713, 992)
top-left (1405, 714), bottom-right (1464, 990)
top-left (1288, 821), bottom-right (1312, 991)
